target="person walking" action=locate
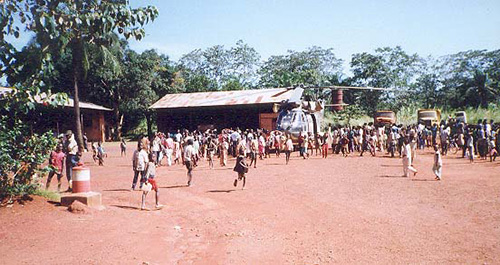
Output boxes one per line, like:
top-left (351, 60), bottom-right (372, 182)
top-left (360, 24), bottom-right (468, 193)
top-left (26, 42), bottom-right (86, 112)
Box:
top-left (433, 145), bottom-right (442, 180)
top-left (402, 137), bottom-right (418, 177)
top-left (141, 153), bottom-right (162, 210)
top-left (233, 149), bottom-right (249, 189)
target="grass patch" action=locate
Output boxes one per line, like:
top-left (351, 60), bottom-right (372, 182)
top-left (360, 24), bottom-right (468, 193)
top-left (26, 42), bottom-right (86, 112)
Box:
top-left (33, 189), bottom-right (61, 202)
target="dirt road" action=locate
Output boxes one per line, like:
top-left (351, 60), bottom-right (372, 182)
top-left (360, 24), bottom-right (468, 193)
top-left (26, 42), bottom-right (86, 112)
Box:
top-left (1, 143), bottom-right (499, 264)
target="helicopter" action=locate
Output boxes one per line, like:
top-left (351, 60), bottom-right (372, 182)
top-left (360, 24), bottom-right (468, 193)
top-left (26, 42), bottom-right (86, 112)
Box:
top-left (274, 85), bottom-right (390, 144)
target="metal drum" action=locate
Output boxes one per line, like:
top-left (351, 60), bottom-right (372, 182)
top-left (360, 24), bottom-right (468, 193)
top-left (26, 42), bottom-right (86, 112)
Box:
top-left (72, 165), bottom-right (91, 193)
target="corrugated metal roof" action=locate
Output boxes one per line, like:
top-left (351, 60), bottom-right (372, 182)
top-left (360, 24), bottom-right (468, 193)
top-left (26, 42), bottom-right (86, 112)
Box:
top-left (0, 87), bottom-right (112, 111)
top-left (150, 88), bottom-right (295, 109)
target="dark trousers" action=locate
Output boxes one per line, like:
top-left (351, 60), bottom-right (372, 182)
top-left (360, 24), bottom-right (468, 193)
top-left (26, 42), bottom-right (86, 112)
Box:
top-left (132, 170), bottom-right (147, 189)
top-left (65, 154), bottom-right (78, 182)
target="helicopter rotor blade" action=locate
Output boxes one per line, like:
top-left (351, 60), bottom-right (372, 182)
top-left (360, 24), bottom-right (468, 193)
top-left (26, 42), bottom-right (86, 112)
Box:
top-left (304, 85), bottom-right (392, 91)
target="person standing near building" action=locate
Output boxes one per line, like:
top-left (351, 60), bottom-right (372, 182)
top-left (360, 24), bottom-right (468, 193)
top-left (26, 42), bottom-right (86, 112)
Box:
top-left (184, 139), bottom-right (195, 186)
top-left (402, 137), bottom-right (418, 177)
top-left (63, 130), bottom-right (78, 192)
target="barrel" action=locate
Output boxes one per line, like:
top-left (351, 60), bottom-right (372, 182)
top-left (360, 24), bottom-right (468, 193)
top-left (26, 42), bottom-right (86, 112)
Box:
top-left (332, 89), bottom-right (344, 111)
top-left (72, 165), bottom-right (91, 193)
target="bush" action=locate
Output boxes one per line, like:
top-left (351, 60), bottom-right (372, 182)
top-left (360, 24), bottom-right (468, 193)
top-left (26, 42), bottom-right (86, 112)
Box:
top-left (0, 86), bottom-right (64, 201)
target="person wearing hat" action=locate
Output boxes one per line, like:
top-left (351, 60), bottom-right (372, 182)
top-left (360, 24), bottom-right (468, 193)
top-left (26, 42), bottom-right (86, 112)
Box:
top-left (63, 130), bottom-right (78, 192)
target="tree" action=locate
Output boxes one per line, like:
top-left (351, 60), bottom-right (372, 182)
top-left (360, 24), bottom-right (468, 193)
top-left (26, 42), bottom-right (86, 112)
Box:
top-left (349, 46), bottom-right (421, 114)
top-left (335, 105), bottom-right (364, 126)
top-left (259, 46), bottom-right (343, 88)
top-left (0, 84), bottom-right (67, 200)
top-left (177, 40), bottom-right (260, 91)
top-left (2, 0), bottom-right (158, 152)
top-left (440, 50), bottom-right (500, 108)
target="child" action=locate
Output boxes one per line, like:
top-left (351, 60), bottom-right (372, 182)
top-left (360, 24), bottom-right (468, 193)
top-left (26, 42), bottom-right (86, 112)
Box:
top-left (433, 145), bottom-right (442, 181)
top-left (91, 142), bottom-right (98, 163)
top-left (466, 132), bottom-right (474, 163)
top-left (489, 136), bottom-right (497, 162)
top-left (249, 137), bottom-right (258, 168)
top-left (120, 139), bottom-right (127, 157)
top-left (46, 144), bottom-right (66, 192)
top-left (233, 149), bottom-right (249, 189)
top-left (97, 142), bottom-right (105, 166)
top-left (141, 153), bottom-right (162, 210)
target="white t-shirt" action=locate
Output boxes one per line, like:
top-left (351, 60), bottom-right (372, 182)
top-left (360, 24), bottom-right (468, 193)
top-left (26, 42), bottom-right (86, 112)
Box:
top-left (286, 139), bottom-right (294, 151)
top-left (184, 145), bottom-right (195, 162)
top-left (136, 149), bottom-right (149, 171)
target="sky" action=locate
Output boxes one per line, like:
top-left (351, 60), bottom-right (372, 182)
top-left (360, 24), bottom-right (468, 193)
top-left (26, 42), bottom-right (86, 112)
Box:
top-left (2, 0), bottom-right (500, 80)
top-left (128, 0), bottom-right (500, 71)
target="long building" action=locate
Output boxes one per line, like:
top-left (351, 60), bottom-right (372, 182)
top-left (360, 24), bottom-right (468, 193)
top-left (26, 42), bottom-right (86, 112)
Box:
top-left (150, 88), bottom-right (295, 131)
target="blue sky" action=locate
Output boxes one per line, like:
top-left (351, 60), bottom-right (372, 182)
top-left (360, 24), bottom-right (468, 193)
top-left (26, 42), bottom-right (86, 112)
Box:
top-left (129, 0), bottom-right (500, 70)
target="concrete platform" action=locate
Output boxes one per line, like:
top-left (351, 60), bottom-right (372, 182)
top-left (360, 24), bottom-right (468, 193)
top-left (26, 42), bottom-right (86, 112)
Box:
top-left (60, 192), bottom-right (102, 207)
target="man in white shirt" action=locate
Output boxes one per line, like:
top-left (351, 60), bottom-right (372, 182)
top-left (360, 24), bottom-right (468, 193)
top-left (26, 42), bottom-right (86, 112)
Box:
top-left (64, 130), bottom-right (79, 192)
top-left (402, 137), bottom-right (418, 177)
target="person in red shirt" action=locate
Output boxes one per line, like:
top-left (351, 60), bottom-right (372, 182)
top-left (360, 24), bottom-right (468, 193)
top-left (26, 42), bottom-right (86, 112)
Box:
top-left (46, 144), bottom-right (66, 192)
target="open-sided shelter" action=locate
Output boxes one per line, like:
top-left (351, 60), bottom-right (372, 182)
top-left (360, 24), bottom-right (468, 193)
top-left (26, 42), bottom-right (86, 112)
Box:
top-left (150, 88), bottom-right (296, 131)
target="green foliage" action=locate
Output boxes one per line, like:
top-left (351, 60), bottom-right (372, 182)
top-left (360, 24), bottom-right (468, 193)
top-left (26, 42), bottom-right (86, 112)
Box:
top-left (325, 105), bottom-right (365, 126)
top-left (259, 46), bottom-right (343, 88)
top-left (349, 46), bottom-right (422, 114)
top-left (0, 86), bottom-right (63, 200)
top-left (178, 40), bottom-right (260, 91)
top-left (1, 0), bottom-right (159, 151)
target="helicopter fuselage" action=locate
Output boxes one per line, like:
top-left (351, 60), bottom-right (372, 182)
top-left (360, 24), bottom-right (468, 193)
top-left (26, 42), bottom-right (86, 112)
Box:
top-left (276, 107), bottom-right (323, 144)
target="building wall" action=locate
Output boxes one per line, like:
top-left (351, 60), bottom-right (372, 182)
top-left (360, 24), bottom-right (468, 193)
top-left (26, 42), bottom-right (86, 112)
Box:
top-left (83, 112), bottom-right (106, 142)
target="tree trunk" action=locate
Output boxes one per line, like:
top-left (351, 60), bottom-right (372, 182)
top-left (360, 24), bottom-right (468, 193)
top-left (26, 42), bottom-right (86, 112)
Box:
top-left (72, 40), bottom-right (84, 153)
top-left (146, 111), bottom-right (153, 141)
top-left (113, 104), bottom-right (120, 140)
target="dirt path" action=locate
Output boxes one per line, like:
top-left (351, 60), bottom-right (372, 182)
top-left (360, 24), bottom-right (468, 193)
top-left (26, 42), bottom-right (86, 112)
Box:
top-left (1, 143), bottom-right (499, 264)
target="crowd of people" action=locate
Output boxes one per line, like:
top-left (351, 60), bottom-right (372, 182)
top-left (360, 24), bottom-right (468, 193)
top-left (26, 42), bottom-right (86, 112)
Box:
top-left (44, 118), bottom-right (499, 208)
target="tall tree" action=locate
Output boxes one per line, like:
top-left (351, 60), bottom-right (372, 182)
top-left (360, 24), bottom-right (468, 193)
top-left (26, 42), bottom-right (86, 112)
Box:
top-left (178, 40), bottom-right (260, 91)
top-left (440, 50), bottom-right (499, 108)
top-left (2, 0), bottom-right (158, 152)
top-left (259, 46), bottom-right (343, 88)
top-left (349, 46), bottom-right (421, 114)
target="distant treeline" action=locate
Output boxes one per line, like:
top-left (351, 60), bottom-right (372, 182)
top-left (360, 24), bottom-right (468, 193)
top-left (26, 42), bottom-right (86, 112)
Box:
top-left (3, 39), bottom-right (499, 134)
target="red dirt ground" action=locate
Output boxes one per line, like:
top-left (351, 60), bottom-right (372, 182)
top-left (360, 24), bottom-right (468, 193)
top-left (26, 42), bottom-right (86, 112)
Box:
top-left (1, 143), bottom-right (499, 264)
